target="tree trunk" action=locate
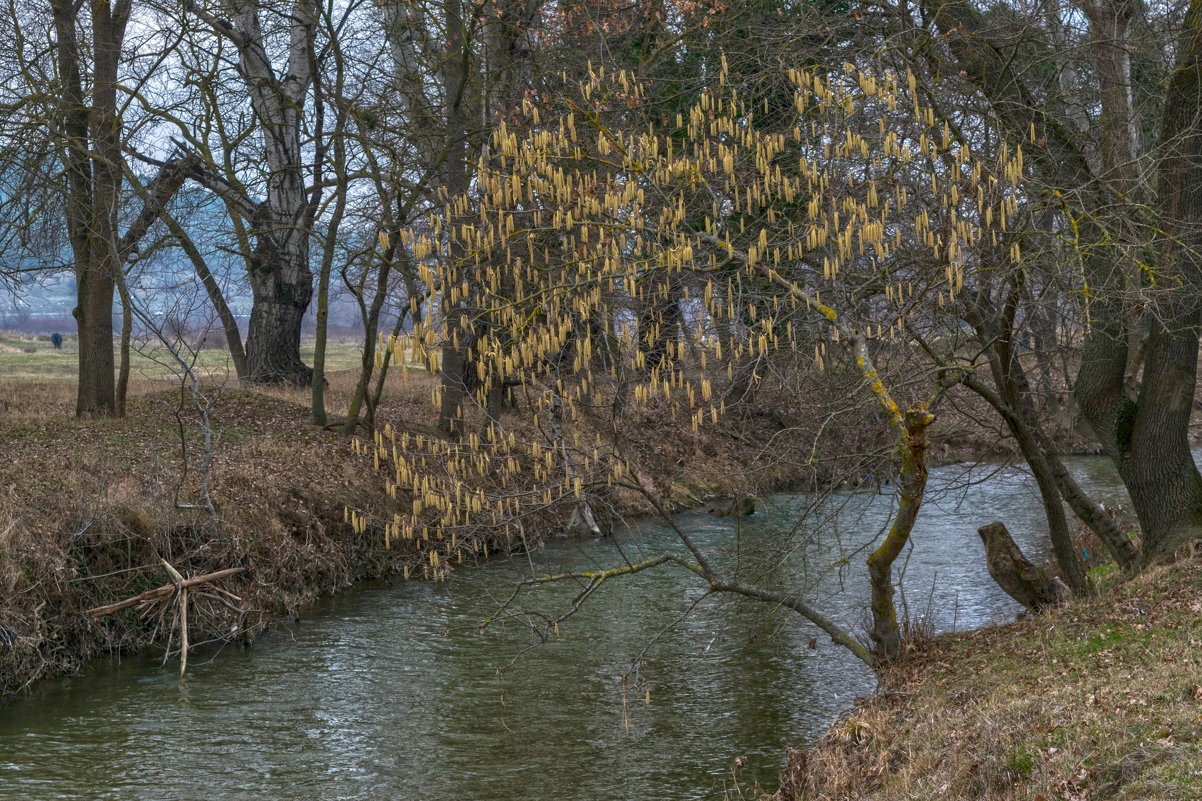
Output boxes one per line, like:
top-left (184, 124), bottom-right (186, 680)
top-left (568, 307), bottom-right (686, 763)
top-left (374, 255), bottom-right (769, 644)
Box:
top-left (343, 251), bottom-right (394, 435)
top-left (438, 326), bottom-right (472, 436)
top-left (957, 363), bottom-right (1138, 570)
top-left (246, 256), bottom-right (313, 385)
top-left (978, 522), bottom-right (1070, 612)
top-left (1125, 314), bottom-right (1202, 562)
top-left (437, 0), bottom-right (474, 436)
top-left (966, 291), bottom-right (1088, 590)
top-left (115, 267), bottom-right (133, 417)
top-left (52, 0), bottom-right (131, 418)
top-left (115, 154), bottom-right (219, 405)
top-left (310, 256), bottom-right (332, 425)
top-left (867, 404), bottom-right (935, 660)
top-left (185, 1), bottom-right (319, 386)
top-left (637, 274), bottom-right (682, 373)
top-left (1078, 2), bottom-right (1202, 563)
top-left (73, 268), bottom-right (117, 418)
top-left (310, 26), bottom-right (349, 421)
top-left (158, 208), bottom-right (248, 379)
top-left (549, 391), bottom-right (602, 536)
top-left (366, 282), bottom-right (424, 431)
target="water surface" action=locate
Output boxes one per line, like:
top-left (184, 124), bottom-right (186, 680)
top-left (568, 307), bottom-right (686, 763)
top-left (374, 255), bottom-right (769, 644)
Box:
top-left (0, 455), bottom-right (1142, 800)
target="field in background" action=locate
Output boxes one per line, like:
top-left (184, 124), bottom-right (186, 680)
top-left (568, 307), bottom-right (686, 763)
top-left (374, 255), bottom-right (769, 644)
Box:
top-left (0, 330), bottom-right (371, 384)
top-left (0, 330), bottom-right (444, 423)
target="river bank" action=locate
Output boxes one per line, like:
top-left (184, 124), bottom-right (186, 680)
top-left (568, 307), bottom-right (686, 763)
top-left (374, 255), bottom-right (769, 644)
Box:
top-left (2, 444), bottom-right (1186, 800)
top-left (0, 364), bottom-right (846, 699)
top-left (9, 335), bottom-right (1196, 799)
top-left (777, 559), bottom-right (1202, 801)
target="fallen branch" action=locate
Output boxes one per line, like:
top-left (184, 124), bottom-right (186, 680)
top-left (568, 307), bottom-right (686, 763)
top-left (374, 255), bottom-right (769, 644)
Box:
top-left (85, 567), bottom-right (246, 617)
top-left (514, 549), bottom-right (878, 667)
top-left (159, 560), bottom-right (190, 677)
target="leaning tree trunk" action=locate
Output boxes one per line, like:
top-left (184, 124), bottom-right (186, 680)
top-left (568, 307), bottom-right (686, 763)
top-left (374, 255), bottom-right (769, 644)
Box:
top-left (158, 207), bottom-right (248, 380)
top-left (343, 244), bottom-right (397, 434)
top-left (965, 289), bottom-right (1087, 591)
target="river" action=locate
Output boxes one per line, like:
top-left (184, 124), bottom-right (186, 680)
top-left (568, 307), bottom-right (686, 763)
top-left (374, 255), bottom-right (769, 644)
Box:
top-left (0, 455), bottom-right (1138, 800)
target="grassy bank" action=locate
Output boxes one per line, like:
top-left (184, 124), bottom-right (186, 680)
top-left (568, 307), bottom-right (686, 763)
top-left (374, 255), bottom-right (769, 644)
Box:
top-left (777, 560), bottom-right (1202, 801)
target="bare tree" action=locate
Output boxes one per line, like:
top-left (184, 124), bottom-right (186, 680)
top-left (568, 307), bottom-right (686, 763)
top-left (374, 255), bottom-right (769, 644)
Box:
top-left (181, 0), bottom-right (321, 386)
top-left (915, 0), bottom-right (1202, 563)
top-left (49, 0), bottom-right (130, 416)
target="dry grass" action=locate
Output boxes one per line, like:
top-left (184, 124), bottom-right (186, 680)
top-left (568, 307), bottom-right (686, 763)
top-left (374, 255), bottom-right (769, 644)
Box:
top-left (0, 412), bottom-right (527, 692)
top-left (778, 561), bottom-right (1202, 801)
top-left (0, 371), bottom-right (426, 696)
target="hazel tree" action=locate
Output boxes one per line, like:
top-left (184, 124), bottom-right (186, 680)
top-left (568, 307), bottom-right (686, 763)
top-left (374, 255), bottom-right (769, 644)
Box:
top-left (352, 56), bottom-right (1029, 663)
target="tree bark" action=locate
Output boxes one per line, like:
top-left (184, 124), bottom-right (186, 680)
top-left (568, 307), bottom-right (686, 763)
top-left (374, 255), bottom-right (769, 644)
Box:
top-left (867, 404), bottom-right (935, 660)
top-left (437, 0), bottom-right (474, 435)
top-left (115, 268), bottom-right (133, 417)
top-left (310, 105), bottom-right (348, 424)
top-left (51, 0), bottom-right (132, 418)
top-left (978, 522), bottom-right (1070, 612)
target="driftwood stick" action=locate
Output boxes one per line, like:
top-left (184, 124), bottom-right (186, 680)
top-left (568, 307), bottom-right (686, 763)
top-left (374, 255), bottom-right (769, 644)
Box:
top-left (160, 560), bottom-right (191, 677)
top-left (178, 586), bottom-right (189, 677)
top-left (204, 585), bottom-right (244, 603)
top-left (85, 567), bottom-right (246, 616)
top-left (161, 558), bottom-right (185, 587)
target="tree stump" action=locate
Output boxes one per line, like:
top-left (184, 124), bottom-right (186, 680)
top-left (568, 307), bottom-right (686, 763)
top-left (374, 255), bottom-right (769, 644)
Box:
top-left (978, 521), bottom-right (1071, 612)
top-left (712, 495), bottom-right (756, 517)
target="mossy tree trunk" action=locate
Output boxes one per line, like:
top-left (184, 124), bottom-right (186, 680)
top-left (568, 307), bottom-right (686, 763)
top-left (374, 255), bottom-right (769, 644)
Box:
top-left (866, 404), bottom-right (935, 660)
